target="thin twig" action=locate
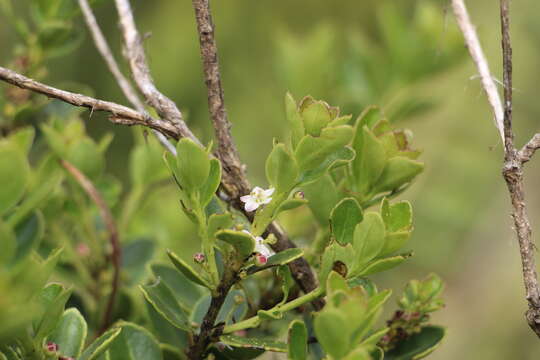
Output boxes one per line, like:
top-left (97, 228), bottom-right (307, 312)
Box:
top-left (77, 0), bottom-right (176, 155)
top-left (499, 0), bottom-right (540, 337)
top-left (452, 0), bottom-right (540, 337)
top-left (60, 160), bottom-right (121, 335)
top-left (113, 0), bottom-right (199, 144)
top-left (0, 66), bottom-right (180, 138)
top-left (518, 133), bottom-right (540, 164)
top-left (191, 0), bottom-right (248, 199)
top-left (451, 0), bottom-right (505, 144)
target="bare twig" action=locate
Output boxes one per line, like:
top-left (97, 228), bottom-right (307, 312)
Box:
top-left (452, 0), bottom-right (540, 337)
top-left (499, 0), bottom-right (540, 337)
top-left (77, 0), bottom-right (176, 155)
top-left (114, 0), bottom-right (198, 144)
top-left (0, 66), bottom-right (180, 138)
top-left (60, 160), bottom-right (121, 334)
top-left (518, 134), bottom-right (540, 164)
top-left (451, 0), bottom-right (505, 144)
top-left (191, 0), bottom-right (248, 198)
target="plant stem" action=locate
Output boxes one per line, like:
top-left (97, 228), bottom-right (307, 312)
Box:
top-left (222, 287), bottom-right (325, 334)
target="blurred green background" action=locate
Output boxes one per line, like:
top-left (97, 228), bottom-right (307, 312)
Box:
top-left (2, 0), bottom-right (540, 358)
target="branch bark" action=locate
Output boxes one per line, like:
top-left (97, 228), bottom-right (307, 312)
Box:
top-left (60, 160), bottom-right (121, 335)
top-left (77, 0), bottom-right (176, 155)
top-left (191, 0), bottom-right (248, 199)
top-left (452, 0), bottom-right (540, 337)
top-left (0, 66), bottom-right (180, 138)
top-left (113, 0), bottom-right (198, 143)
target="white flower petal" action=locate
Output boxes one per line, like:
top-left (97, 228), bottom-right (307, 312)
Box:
top-left (240, 195), bottom-right (252, 203)
top-left (261, 197), bottom-right (272, 205)
top-left (264, 188), bottom-right (275, 197)
top-left (252, 186), bottom-right (264, 193)
top-left (245, 201), bottom-right (259, 212)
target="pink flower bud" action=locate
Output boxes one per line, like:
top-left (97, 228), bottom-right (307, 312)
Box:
top-left (193, 253), bottom-right (206, 264)
top-left (76, 243), bottom-right (90, 257)
top-left (294, 191), bottom-right (305, 199)
top-left (45, 342), bottom-right (58, 354)
top-left (255, 253), bottom-right (268, 266)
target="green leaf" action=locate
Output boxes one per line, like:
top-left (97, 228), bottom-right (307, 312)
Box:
top-left (167, 250), bottom-right (211, 289)
top-left (130, 143), bottom-right (169, 186)
top-left (122, 238), bottom-right (155, 285)
top-left (140, 279), bottom-right (190, 331)
top-left (207, 213), bottom-right (233, 238)
top-left (302, 174), bottom-right (339, 225)
top-left (372, 157), bottom-right (424, 194)
top-left (381, 199), bottom-right (413, 232)
top-left (353, 212), bottom-right (386, 266)
top-left (331, 198), bottom-right (363, 245)
top-left (66, 138), bottom-right (105, 179)
top-left (0, 143), bottom-right (30, 215)
top-left (79, 327), bottom-right (122, 360)
top-left (176, 138), bottom-right (210, 193)
top-left (285, 93), bottom-right (304, 149)
top-left (385, 326), bottom-right (445, 360)
top-left (7, 170), bottom-right (63, 228)
top-left (299, 146), bottom-right (355, 185)
top-left (151, 264), bottom-right (206, 310)
top-left (49, 308), bottom-right (88, 358)
top-left (191, 290), bottom-right (247, 327)
top-left (288, 320), bottom-right (308, 360)
top-left (35, 284), bottom-right (72, 341)
top-left (352, 126), bottom-right (387, 195)
top-left (275, 198), bottom-right (308, 214)
top-left (215, 230), bottom-right (255, 259)
top-left (220, 335), bottom-right (287, 353)
top-left (108, 322), bottom-right (163, 360)
top-left (344, 348), bottom-right (371, 360)
top-left (314, 309), bottom-right (351, 359)
top-left (38, 20), bottom-right (83, 58)
top-left (199, 159), bottom-right (221, 207)
top-left (301, 101), bottom-right (332, 136)
top-left (358, 254), bottom-right (411, 276)
top-left (266, 143), bottom-right (298, 193)
top-left (266, 248), bottom-right (303, 267)
top-left (10, 127), bottom-right (35, 155)
top-left (0, 220), bottom-right (16, 267)
top-left (380, 231), bottom-right (410, 257)
top-left (295, 125), bottom-right (353, 173)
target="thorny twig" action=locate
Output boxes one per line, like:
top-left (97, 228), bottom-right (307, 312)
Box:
top-left (452, 0), bottom-right (540, 337)
top-left (60, 160), bottom-right (121, 335)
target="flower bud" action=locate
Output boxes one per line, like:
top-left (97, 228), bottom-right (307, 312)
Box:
top-left (193, 253), bottom-right (206, 264)
top-left (255, 253), bottom-right (268, 266)
top-left (45, 342), bottom-right (58, 355)
top-left (294, 191), bottom-right (304, 199)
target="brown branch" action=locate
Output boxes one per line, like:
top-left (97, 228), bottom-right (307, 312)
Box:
top-left (191, 0), bottom-right (249, 199)
top-left (190, 0), bottom-right (323, 307)
top-left (519, 134), bottom-right (540, 164)
top-left (77, 0), bottom-right (177, 155)
top-left (453, 0), bottom-right (540, 337)
top-left (60, 160), bottom-right (121, 335)
top-left (499, 0), bottom-right (540, 337)
top-left (113, 0), bottom-right (199, 144)
top-left (0, 66), bottom-right (180, 138)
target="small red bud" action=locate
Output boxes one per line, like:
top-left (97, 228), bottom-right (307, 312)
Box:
top-left (193, 253), bottom-right (206, 264)
top-left (255, 254), bottom-right (267, 266)
top-left (45, 342), bottom-right (58, 354)
top-left (76, 243), bottom-right (90, 257)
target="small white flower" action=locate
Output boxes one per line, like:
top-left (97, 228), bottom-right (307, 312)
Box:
top-left (240, 186), bottom-right (275, 212)
top-left (242, 230), bottom-right (274, 259)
